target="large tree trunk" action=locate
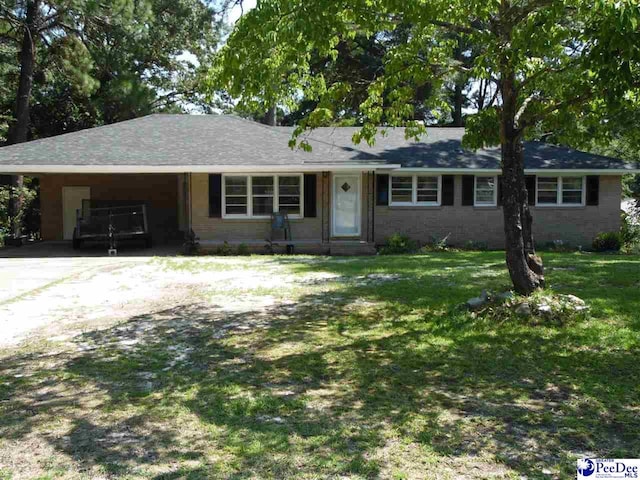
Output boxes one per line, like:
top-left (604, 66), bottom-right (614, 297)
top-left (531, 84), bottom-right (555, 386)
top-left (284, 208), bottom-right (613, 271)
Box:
top-left (500, 71), bottom-right (543, 295)
top-left (6, 0), bottom-right (40, 238)
top-left (263, 105), bottom-right (277, 126)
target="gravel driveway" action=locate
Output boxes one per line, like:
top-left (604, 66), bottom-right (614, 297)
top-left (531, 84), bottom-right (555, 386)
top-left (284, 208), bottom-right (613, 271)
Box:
top-left (0, 243), bottom-right (324, 347)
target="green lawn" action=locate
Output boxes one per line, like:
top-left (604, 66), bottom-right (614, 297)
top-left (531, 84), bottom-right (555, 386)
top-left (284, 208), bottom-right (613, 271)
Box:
top-left (1, 252), bottom-right (639, 479)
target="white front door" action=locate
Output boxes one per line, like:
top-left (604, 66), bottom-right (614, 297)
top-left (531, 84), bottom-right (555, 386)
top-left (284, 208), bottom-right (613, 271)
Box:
top-left (62, 186), bottom-right (90, 240)
top-left (332, 174), bottom-right (361, 237)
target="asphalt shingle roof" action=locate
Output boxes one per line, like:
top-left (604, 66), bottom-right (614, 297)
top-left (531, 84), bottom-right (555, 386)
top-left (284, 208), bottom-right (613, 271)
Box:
top-left (0, 114), bottom-right (637, 171)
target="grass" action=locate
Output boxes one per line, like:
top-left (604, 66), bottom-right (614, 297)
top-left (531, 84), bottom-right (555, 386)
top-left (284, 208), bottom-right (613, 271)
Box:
top-left (1, 251), bottom-right (639, 479)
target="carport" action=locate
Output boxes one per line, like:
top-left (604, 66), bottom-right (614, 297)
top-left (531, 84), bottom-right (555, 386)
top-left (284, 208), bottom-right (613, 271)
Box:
top-left (38, 173), bottom-right (188, 244)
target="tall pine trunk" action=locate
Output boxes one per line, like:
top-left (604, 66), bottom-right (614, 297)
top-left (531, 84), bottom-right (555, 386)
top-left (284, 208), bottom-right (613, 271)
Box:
top-left (6, 0), bottom-right (40, 238)
top-left (500, 70), bottom-right (543, 295)
top-left (452, 82), bottom-right (464, 126)
top-left (451, 39), bottom-right (464, 127)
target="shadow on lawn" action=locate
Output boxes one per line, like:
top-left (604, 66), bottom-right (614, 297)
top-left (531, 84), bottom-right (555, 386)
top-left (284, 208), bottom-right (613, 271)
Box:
top-left (1, 254), bottom-right (639, 478)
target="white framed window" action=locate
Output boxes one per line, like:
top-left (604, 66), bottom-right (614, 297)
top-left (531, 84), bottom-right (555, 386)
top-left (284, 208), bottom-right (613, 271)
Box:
top-left (474, 175), bottom-right (498, 206)
top-left (536, 176), bottom-right (585, 207)
top-left (222, 174), bottom-right (304, 218)
top-left (389, 174), bottom-right (441, 206)
top-left (278, 175), bottom-right (303, 216)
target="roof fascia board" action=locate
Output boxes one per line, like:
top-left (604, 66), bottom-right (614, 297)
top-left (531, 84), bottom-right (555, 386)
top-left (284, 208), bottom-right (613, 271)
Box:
top-left (0, 164), bottom-right (402, 174)
top-left (394, 168), bottom-right (640, 175)
top-left (0, 165), bottom-right (637, 174)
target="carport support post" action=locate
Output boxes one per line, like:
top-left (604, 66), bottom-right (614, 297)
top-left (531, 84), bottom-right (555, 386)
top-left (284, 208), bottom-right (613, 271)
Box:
top-left (186, 173), bottom-right (192, 234)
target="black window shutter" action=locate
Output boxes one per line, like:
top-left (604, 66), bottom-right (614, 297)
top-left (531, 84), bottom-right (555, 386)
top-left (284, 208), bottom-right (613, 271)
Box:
top-left (586, 176), bottom-right (600, 206)
top-left (376, 174), bottom-right (389, 205)
top-left (461, 175), bottom-right (474, 206)
top-left (497, 175), bottom-right (503, 206)
top-left (303, 174), bottom-right (317, 217)
top-left (441, 175), bottom-right (455, 205)
top-left (209, 174), bottom-right (222, 217)
top-left (525, 175), bottom-right (536, 205)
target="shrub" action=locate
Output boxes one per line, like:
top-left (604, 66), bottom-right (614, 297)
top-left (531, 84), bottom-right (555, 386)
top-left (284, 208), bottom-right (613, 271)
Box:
top-left (379, 233), bottom-right (417, 255)
top-left (592, 232), bottom-right (622, 252)
top-left (0, 182), bottom-right (38, 240)
top-left (236, 243), bottom-right (250, 255)
top-left (420, 233), bottom-right (452, 252)
top-left (214, 241), bottom-right (233, 256)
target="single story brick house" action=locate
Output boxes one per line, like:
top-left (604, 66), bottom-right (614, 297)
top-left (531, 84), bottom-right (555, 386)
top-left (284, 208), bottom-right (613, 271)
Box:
top-left (0, 114), bottom-right (638, 253)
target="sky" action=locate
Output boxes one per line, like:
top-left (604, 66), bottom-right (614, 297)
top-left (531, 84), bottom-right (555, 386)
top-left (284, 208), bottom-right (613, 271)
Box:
top-left (228, 0), bottom-right (256, 24)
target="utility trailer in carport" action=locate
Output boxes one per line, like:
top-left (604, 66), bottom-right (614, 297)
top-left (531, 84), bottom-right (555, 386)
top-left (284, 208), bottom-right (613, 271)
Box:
top-left (72, 201), bottom-right (152, 250)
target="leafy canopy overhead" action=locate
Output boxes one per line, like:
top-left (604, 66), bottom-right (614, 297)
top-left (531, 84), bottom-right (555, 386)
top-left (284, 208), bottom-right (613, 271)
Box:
top-left (215, 0), bottom-right (640, 150)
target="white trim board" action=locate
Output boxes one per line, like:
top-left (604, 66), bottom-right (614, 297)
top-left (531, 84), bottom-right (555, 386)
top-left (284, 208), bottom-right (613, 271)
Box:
top-left (0, 164), bottom-right (401, 174)
top-left (0, 164), bottom-right (637, 175)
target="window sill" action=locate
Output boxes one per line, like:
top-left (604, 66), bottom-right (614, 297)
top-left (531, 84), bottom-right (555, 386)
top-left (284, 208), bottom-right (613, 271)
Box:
top-left (215, 216), bottom-right (304, 221)
top-left (534, 205), bottom-right (586, 209)
top-left (386, 205), bottom-right (443, 210)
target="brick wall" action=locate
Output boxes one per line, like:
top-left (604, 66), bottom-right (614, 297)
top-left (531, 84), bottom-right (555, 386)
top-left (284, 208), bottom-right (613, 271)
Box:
top-left (40, 172), bottom-right (621, 250)
top-left (191, 172), bottom-right (327, 242)
top-left (374, 175), bottom-right (622, 249)
top-left (40, 173), bottom-right (180, 242)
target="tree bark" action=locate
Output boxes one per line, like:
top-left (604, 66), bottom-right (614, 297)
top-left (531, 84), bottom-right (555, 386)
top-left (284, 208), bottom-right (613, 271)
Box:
top-left (452, 81), bottom-right (464, 126)
top-left (263, 105), bottom-right (277, 126)
top-left (6, 0), bottom-right (40, 238)
top-left (8, 0), bottom-right (39, 145)
top-left (500, 70), bottom-right (543, 295)
top-left (451, 39), bottom-right (464, 126)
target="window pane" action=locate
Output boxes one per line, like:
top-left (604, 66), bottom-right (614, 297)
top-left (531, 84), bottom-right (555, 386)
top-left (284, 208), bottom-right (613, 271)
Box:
top-left (225, 176), bottom-right (247, 196)
top-left (417, 192), bottom-right (438, 203)
top-left (538, 191), bottom-right (558, 204)
top-left (225, 205), bottom-right (247, 215)
top-left (391, 176), bottom-right (413, 203)
top-left (538, 177), bottom-right (558, 190)
top-left (392, 176), bottom-right (413, 189)
top-left (563, 177), bottom-right (583, 190)
top-left (279, 196), bottom-right (300, 206)
top-left (537, 177), bottom-right (558, 204)
top-left (279, 176), bottom-right (300, 194)
top-left (417, 176), bottom-right (438, 190)
top-left (278, 176), bottom-right (301, 215)
top-left (252, 176), bottom-right (274, 195)
top-left (475, 176), bottom-right (495, 204)
top-left (476, 190), bottom-right (494, 203)
top-left (562, 191), bottom-right (582, 204)
top-left (279, 204), bottom-right (300, 215)
top-left (225, 196), bottom-right (247, 206)
top-left (253, 196), bottom-right (273, 215)
top-left (476, 176), bottom-right (495, 190)
top-left (392, 191), bottom-right (413, 203)
top-left (416, 176), bottom-right (438, 204)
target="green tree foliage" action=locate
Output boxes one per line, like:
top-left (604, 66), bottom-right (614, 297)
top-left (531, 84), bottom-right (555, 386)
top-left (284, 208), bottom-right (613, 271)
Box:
top-left (0, 176), bottom-right (37, 241)
top-left (215, 0), bottom-right (640, 294)
top-left (0, 0), bottom-right (226, 238)
top-left (0, 0), bottom-right (223, 141)
top-left (537, 92), bottom-right (640, 200)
